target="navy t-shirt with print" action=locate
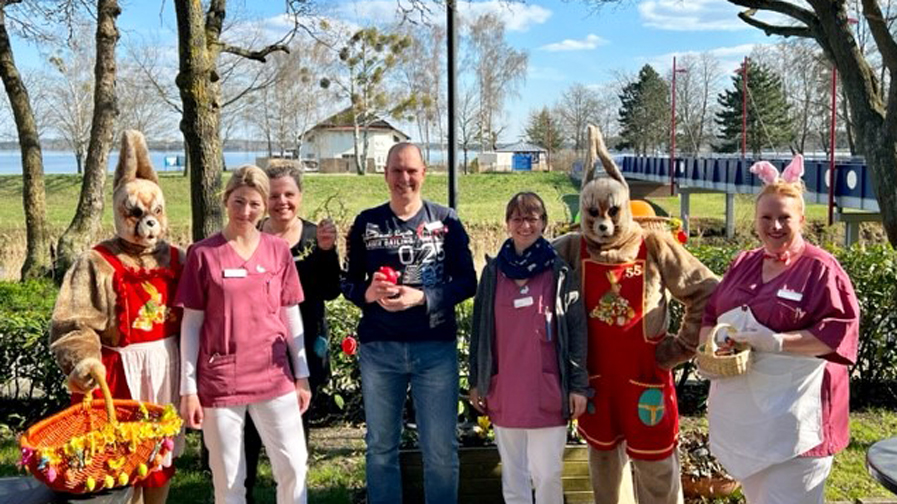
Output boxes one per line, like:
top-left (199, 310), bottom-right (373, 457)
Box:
top-left (342, 200), bottom-right (477, 343)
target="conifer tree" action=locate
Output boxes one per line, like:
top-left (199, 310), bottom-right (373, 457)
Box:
top-left (715, 60), bottom-right (793, 158)
top-left (524, 106), bottom-right (563, 153)
top-left (618, 65), bottom-right (669, 156)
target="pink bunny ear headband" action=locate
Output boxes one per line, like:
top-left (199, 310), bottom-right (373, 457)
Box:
top-left (749, 154), bottom-right (805, 185)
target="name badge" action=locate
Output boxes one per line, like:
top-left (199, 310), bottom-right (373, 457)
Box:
top-left (514, 296), bottom-right (534, 309)
top-left (424, 220), bottom-right (444, 232)
top-left (777, 288), bottom-right (803, 302)
top-left (223, 268), bottom-right (247, 278)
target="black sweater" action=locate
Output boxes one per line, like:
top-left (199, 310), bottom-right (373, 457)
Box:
top-left (341, 201), bottom-right (477, 342)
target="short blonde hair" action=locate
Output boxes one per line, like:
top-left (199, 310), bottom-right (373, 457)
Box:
top-left (756, 178), bottom-right (806, 212)
top-left (223, 165), bottom-right (270, 210)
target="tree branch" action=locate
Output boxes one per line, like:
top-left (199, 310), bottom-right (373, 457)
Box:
top-left (737, 12), bottom-right (813, 38)
top-left (729, 0), bottom-right (818, 26)
top-left (219, 42), bottom-right (289, 63)
top-left (862, 0), bottom-right (897, 74)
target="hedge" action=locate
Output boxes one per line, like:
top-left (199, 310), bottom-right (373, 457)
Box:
top-left (1, 243), bottom-right (894, 428)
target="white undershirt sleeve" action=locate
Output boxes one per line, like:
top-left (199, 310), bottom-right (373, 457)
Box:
top-left (180, 308), bottom-right (204, 395)
top-left (283, 304), bottom-right (310, 379)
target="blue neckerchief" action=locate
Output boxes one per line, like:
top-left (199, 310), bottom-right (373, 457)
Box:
top-left (496, 237), bottom-right (556, 280)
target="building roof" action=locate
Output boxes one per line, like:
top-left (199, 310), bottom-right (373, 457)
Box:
top-left (495, 141), bottom-right (546, 153)
top-left (302, 108), bottom-right (410, 139)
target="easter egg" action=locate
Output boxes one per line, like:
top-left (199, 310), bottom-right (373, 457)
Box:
top-left (118, 473), bottom-right (129, 486)
top-left (85, 477), bottom-right (96, 491)
top-left (138, 463), bottom-right (148, 477)
top-left (162, 438), bottom-right (174, 451)
top-left (46, 467), bottom-right (57, 483)
top-left (104, 475), bottom-right (114, 489)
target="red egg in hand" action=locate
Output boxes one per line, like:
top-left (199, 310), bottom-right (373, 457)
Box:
top-left (676, 230), bottom-right (688, 244)
top-left (378, 266), bottom-right (400, 284)
top-left (342, 335), bottom-right (358, 356)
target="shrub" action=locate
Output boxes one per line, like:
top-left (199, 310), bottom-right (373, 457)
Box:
top-left (0, 280), bottom-right (67, 428)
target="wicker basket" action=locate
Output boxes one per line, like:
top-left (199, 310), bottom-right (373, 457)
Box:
top-left (696, 323), bottom-right (751, 377)
top-left (19, 367), bottom-right (182, 494)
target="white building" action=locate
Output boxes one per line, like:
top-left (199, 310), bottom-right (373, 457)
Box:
top-left (299, 110), bottom-right (410, 173)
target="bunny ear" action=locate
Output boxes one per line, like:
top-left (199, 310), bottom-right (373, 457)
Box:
top-left (749, 161), bottom-right (780, 185)
top-left (781, 154), bottom-right (805, 183)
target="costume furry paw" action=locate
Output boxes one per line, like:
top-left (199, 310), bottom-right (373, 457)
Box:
top-left (69, 357), bottom-right (105, 393)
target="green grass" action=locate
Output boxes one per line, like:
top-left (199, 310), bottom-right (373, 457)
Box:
top-left (1, 428), bottom-right (365, 504)
top-left (0, 172), bottom-right (580, 233)
top-left (3, 413), bottom-right (895, 503)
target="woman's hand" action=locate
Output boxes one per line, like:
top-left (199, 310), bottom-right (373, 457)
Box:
top-left (569, 393), bottom-right (587, 419)
top-left (295, 378), bottom-right (312, 414)
top-left (731, 327), bottom-right (784, 353)
top-left (469, 387), bottom-right (487, 414)
top-left (180, 394), bottom-right (204, 429)
top-left (317, 218), bottom-right (337, 251)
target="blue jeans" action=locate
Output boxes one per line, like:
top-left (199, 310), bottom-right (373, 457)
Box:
top-left (359, 340), bottom-right (460, 504)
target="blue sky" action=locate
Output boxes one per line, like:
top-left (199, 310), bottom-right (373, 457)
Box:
top-left (8, 0), bottom-right (777, 143)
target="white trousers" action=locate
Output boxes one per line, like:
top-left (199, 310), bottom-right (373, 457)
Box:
top-left (494, 425), bottom-right (567, 504)
top-left (203, 392), bottom-right (308, 504)
top-left (741, 456), bottom-right (833, 504)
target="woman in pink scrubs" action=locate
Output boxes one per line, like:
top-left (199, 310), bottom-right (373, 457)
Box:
top-left (700, 155), bottom-right (859, 504)
top-left (468, 192), bottom-right (589, 504)
top-left (176, 165), bottom-right (312, 504)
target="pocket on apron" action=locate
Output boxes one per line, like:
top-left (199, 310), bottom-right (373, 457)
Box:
top-left (748, 367), bottom-right (795, 415)
top-left (625, 378), bottom-right (677, 458)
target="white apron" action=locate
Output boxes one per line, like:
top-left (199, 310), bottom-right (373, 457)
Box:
top-left (707, 307), bottom-right (825, 480)
top-left (105, 337), bottom-right (184, 462)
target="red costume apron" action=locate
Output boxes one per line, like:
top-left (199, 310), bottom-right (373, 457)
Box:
top-left (73, 244), bottom-right (182, 486)
top-left (577, 238), bottom-right (678, 460)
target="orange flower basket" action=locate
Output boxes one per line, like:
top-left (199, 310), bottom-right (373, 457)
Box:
top-left (18, 367), bottom-right (182, 494)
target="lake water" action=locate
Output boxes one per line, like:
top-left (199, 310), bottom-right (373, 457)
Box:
top-left (0, 150), bottom-right (268, 175)
top-left (0, 146), bottom-right (477, 175)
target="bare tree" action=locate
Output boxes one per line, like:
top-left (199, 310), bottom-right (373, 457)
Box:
top-left (0, 0), bottom-right (55, 279)
top-left (670, 52), bottom-right (722, 155)
top-left (457, 84), bottom-right (478, 173)
top-left (398, 23), bottom-right (445, 163)
top-left (243, 37), bottom-right (328, 159)
top-left (728, 0), bottom-right (897, 244)
top-left (174, 0), bottom-right (311, 240)
top-left (47, 31), bottom-right (94, 175)
top-left (466, 13), bottom-right (527, 151)
top-left (556, 83), bottom-right (601, 155)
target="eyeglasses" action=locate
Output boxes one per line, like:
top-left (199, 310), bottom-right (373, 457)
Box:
top-left (509, 216), bottom-right (541, 226)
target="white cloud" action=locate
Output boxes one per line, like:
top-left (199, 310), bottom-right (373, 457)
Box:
top-left (332, 0), bottom-right (550, 32)
top-left (460, 1), bottom-right (552, 32)
top-left (540, 34), bottom-right (608, 52)
top-left (638, 0), bottom-right (790, 32)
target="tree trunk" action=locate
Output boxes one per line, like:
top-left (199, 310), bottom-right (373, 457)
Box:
top-left (175, 0), bottom-right (224, 242)
top-left (55, 0), bottom-right (121, 279)
top-left (0, 8), bottom-right (51, 279)
top-left (352, 118), bottom-right (363, 175)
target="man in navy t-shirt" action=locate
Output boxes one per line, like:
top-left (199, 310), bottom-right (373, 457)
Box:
top-left (342, 143), bottom-right (476, 504)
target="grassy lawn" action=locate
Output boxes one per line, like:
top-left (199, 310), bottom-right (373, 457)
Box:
top-left (0, 171), bottom-right (838, 232)
top-left (2, 411), bottom-right (895, 503)
top-left (0, 172), bottom-right (580, 233)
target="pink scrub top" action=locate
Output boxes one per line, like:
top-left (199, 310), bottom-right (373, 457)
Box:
top-left (175, 232), bottom-right (304, 408)
top-left (486, 269), bottom-right (565, 429)
top-left (703, 244), bottom-right (859, 456)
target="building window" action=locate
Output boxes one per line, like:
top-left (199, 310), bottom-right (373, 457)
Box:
top-left (393, 135), bottom-right (400, 142)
